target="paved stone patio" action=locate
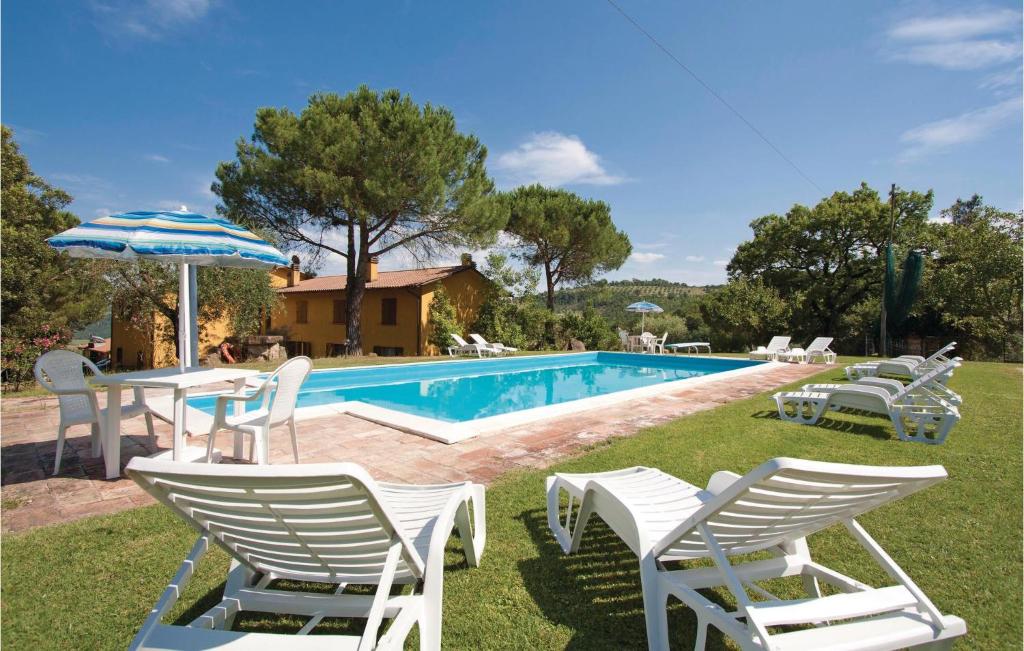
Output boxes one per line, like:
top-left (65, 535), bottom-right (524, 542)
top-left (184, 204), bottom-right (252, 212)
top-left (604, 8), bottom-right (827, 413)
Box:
top-left (1, 362), bottom-right (822, 533)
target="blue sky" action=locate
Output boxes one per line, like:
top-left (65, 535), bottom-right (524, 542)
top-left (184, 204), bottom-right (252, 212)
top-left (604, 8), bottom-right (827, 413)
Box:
top-left (4, 0), bottom-right (1021, 284)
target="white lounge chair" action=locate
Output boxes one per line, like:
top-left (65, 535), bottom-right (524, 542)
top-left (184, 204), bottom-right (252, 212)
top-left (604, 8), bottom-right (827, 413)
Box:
top-left (801, 366), bottom-right (963, 408)
top-left (778, 337), bottom-right (836, 364)
top-left (774, 363), bottom-right (961, 444)
top-left (846, 342), bottom-right (957, 381)
top-left (449, 333), bottom-right (494, 357)
top-left (470, 333), bottom-right (517, 355)
top-left (126, 457), bottom-right (486, 650)
top-left (546, 458), bottom-right (966, 650)
top-left (205, 356), bottom-right (312, 464)
top-left (748, 336), bottom-right (791, 360)
top-left (34, 350), bottom-right (155, 475)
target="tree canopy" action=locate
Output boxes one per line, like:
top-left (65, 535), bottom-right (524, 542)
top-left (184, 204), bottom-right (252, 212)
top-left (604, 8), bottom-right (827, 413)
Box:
top-left (214, 87), bottom-right (506, 353)
top-left (503, 184), bottom-right (631, 309)
top-left (729, 183), bottom-right (933, 341)
top-left (108, 261), bottom-right (279, 362)
top-left (1, 126), bottom-right (109, 340)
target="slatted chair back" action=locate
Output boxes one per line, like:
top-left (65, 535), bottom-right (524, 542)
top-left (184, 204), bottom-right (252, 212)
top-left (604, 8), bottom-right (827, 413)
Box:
top-left (33, 350), bottom-right (101, 421)
top-left (894, 362), bottom-right (960, 401)
top-left (765, 336), bottom-right (791, 352)
top-left (653, 457), bottom-right (946, 560)
top-left (805, 336), bottom-right (833, 352)
top-left (127, 458), bottom-right (426, 583)
top-left (451, 333), bottom-right (470, 348)
top-left (264, 356), bottom-right (312, 426)
top-left (921, 341), bottom-right (957, 365)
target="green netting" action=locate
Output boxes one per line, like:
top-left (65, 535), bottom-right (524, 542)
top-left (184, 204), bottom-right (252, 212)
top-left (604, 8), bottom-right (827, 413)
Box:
top-left (884, 244), bottom-right (924, 328)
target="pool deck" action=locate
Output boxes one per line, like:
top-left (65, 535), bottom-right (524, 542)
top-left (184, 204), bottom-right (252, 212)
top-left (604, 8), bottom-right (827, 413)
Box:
top-left (1, 360), bottom-right (823, 533)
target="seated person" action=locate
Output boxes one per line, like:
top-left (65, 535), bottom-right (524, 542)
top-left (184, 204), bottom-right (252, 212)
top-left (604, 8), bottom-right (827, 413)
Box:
top-left (218, 339), bottom-right (239, 364)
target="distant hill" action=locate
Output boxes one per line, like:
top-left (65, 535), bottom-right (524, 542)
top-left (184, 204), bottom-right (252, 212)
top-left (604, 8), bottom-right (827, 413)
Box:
top-left (73, 313), bottom-right (111, 340)
top-left (552, 279), bottom-right (719, 324)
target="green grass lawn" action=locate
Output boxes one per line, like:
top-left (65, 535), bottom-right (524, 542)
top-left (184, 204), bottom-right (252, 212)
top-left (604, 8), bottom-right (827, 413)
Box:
top-left (2, 361), bottom-right (1021, 649)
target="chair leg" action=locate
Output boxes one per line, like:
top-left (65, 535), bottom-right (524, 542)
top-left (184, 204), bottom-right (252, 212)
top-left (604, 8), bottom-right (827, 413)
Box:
top-left (144, 411), bottom-right (156, 444)
top-left (205, 427), bottom-right (218, 463)
top-left (90, 422), bottom-right (103, 457)
top-left (639, 556), bottom-right (670, 651)
top-left (288, 420), bottom-right (299, 463)
top-left (53, 425), bottom-right (68, 475)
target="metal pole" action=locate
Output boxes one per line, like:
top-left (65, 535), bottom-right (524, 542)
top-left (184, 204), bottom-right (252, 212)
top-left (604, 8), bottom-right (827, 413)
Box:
top-left (188, 265), bottom-right (199, 368)
top-left (178, 264), bottom-right (190, 371)
top-left (880, 183), bottom-right (896, 357)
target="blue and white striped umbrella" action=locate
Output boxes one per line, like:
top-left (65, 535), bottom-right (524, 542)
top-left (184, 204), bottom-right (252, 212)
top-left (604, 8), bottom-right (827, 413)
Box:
top-left (626, 301), bottom-right (663, 331)
top-left (46, 210), bottom-right (289, 268)
top-left (47, 210), bottom-right (289, 370)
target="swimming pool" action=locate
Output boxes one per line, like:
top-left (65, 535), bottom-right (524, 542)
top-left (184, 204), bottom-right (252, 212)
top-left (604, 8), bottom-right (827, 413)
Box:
top-left (189, 352), bottom-right (768, 443)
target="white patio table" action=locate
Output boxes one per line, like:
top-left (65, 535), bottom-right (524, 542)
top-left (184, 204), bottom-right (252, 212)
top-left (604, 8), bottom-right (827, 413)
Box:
top-left (92, 367), bottom-right (260, 479)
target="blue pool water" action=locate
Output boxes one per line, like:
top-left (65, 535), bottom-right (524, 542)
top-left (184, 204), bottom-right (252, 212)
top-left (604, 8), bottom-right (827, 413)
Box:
top-left (188, 352), bottom-right (762, 423)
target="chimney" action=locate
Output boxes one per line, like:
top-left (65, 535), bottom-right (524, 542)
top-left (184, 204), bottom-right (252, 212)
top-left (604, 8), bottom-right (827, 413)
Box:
top-left (368, 256), bottom-right (380, 282)
top-left (288, 255), bottom-right (301, 287)
top-left (460, 252), bottom-right (474, 268)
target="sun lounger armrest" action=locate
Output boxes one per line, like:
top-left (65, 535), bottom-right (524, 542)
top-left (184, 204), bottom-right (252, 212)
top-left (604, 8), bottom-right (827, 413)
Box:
top-left (706, 470), bottom-right (742, 496)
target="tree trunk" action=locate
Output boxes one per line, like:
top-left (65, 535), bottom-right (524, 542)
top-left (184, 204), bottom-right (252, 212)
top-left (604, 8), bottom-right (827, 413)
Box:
top-left (345, 223), bottom-right (368, 355)
top-left (544, 261), bottom-right (555, 311)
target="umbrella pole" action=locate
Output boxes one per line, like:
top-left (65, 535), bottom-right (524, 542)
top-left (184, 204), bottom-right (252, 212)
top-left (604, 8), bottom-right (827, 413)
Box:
top-left (178, 264), bottom-right (189, 371)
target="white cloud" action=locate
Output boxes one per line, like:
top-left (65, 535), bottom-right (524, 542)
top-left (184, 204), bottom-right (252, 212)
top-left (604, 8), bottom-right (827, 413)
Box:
top-left (629, 252), bottom-right (666, 263)
top-left (144, 153), bottom-right (170, 163)
top-left (713, 259), bottom-right (729, 267)
top-left (494, 132), bottom-right (624, 187)
top-left (90, 0), bottom-right (213, 39)
top-left (886, 8), bottom-right (1022, 70)
top-left (895, 40), bottom-right (1022, 70)
top-left (684, 255), bottom-right (705, 262)
top-left (888, 9), bottom-right (1020, 41)
top-left (900, 98), bottom-right (1021, 159)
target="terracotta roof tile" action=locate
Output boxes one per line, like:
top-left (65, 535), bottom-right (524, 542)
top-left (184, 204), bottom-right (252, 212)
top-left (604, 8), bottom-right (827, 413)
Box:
top-left (277, 265), bottom-right (475, 293)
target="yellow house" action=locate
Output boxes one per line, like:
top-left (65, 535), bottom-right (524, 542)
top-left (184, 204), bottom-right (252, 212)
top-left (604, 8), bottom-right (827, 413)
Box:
top-left (110, 256), bottom-right (490, 369)
top-left (271, 256), bottom-right (490, 358)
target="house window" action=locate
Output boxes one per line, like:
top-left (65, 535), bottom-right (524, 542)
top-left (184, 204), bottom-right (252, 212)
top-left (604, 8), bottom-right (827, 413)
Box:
top-left (286, 341), bottom-right (311, 357)
top-left (295, 300), bottom-right (308, 324)
top-left (332, 299), bottom-right (346, 324)
top-left (381, 298), bottom-right (397, 325)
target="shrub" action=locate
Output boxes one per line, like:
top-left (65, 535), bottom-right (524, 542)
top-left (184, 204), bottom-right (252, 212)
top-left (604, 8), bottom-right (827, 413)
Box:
top-left (557, 308), bottom-right (618, 351)
top-left (427, 285), bottom-right (460, 352)
top-left (1, 324), bottom-right (71, 391)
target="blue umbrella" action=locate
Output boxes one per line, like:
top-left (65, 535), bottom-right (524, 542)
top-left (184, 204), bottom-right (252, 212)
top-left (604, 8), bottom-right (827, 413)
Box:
top-left (626, 301), bottom-right (664, 331)
top-left (48, 209), bottom-right (289, 371)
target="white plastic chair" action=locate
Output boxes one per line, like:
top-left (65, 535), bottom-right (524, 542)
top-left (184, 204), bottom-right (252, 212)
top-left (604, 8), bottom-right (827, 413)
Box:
top-left (748, 336), bottom-right (791, 360)
top-left (774, 362), bottom-right (962, 444)
top-left (34, 350), bottom-right (154, 475)
top-left (126, 457), bottom-right (486, 650)
top-left (205, 356), bottom-right (312, 464)
top-left (649, 332), bottom-right (668, 354)
top-left (546, 458), bottom-right (966, 650)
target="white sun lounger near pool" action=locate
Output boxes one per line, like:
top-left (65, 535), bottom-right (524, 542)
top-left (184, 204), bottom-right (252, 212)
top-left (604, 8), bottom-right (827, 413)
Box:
top-left (749, 336), bottom-right (790, 360)
top-left (666, 342), bottom-right (711, 355)
top-left (126, 458), bottom-right (486, 650)
top-left (546, 458), bottom-right (966, 650)
top-left (449, 333), bottom-right (496, 357)
top-left (777, 336), bottom-right (836, 364)
top-left (774, 362), bottom-right (961, 444)
top-left (470, 333), bottom-right (517, 355)
top-left (845, 342), bottom-right (958, 381)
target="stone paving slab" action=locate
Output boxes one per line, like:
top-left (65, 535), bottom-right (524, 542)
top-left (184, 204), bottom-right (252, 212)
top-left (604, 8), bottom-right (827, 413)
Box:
top-left (0, 362), bottom-right (823, 533)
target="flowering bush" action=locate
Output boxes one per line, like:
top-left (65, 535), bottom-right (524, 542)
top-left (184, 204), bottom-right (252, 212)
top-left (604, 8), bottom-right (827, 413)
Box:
top-left (1, 324), bottom-right (72, 391)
